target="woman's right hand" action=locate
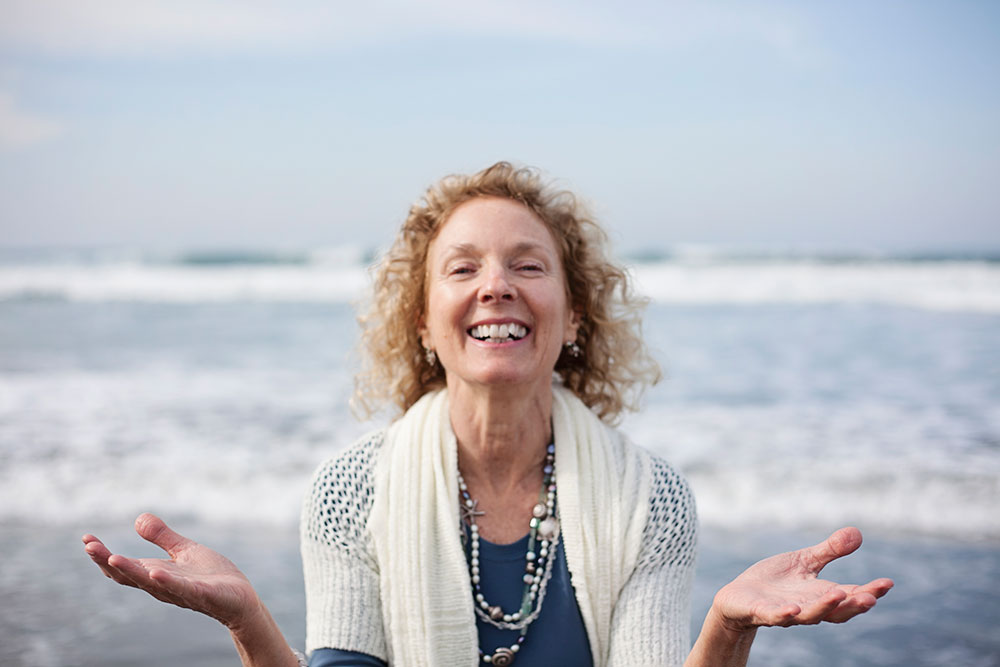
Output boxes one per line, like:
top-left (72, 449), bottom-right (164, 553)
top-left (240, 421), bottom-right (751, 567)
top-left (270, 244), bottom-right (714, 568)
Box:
top-left (82, 512), bottom-right (263, 631)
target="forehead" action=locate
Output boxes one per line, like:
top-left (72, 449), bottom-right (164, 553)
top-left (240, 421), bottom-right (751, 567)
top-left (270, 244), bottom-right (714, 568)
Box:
top-left (430, 197), bottom-right (559, 256)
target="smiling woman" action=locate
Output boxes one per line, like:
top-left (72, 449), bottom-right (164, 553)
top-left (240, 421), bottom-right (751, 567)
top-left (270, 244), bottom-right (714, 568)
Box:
top-left (353, 162), bottom-right (661, 423)
top-left (82, 161), bottom-right (893, 667)
top-left (420, 198), bottom-right (581, 403)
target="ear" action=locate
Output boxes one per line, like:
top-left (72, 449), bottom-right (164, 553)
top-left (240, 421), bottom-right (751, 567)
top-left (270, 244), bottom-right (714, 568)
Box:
top-left (417, 315), bottom-right (430, 349)
top-left (564, 308), bottom-right (582, 342)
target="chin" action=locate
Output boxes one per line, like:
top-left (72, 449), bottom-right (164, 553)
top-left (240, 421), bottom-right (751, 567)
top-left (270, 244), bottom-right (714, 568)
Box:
top-left (458, 366), bottom-right (551, 389)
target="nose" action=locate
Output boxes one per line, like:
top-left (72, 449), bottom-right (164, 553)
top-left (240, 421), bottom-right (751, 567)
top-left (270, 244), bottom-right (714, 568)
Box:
top-left (478, 265), bottom-right (515, 303)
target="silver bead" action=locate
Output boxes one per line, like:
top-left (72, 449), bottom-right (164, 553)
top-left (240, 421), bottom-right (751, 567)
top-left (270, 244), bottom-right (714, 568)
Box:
top-left (532, 503), bottom-right (547, 518)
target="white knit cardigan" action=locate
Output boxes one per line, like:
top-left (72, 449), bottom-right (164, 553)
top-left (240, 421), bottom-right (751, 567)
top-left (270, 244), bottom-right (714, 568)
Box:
top-left (301, 387), bottom-right (698, 666)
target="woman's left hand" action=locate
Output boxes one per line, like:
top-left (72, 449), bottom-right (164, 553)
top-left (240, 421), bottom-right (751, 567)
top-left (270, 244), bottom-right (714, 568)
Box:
top-left (711, 526), bottom-right (894, 631)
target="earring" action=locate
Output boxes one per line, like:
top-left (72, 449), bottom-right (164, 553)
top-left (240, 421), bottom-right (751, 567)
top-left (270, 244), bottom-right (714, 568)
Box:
top-left (564, 341), bottom-right (581, 358)
top-left (424, 347), bottom-right (437, 366)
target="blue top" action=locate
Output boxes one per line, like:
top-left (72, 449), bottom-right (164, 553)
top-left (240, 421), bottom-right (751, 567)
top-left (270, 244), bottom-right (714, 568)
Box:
top-left (309, 529), bottom-right (592, 666)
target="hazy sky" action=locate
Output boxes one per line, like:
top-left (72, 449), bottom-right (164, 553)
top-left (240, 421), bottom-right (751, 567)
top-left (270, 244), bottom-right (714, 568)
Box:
top-left (1, 1), bottom-right (998, 254)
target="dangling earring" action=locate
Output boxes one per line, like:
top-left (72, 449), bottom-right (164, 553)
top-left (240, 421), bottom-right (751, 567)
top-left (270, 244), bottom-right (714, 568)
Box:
top-left (424, 347), bottom-right (437, 366)
top-left (563, 341), bottom-right (581, 358)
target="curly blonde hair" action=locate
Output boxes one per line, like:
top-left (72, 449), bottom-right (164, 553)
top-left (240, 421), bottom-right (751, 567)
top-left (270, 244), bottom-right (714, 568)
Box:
top-left (352, 161), bottom-right (661, 424)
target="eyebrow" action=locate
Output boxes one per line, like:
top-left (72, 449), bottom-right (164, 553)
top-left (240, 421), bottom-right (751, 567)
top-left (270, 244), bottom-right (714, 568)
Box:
top-left (439, 241), bottom-right (551, 257)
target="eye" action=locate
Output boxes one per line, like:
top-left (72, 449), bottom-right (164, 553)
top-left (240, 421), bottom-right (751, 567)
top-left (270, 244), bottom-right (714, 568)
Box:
top-left (518, 263), bottom-right (544, 272)
top-left (448, 264), bottom-right (476, 276)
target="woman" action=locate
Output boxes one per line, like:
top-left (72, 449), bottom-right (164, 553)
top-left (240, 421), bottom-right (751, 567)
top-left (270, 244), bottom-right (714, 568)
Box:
top-left (83, 162), bottom-right (893, 666)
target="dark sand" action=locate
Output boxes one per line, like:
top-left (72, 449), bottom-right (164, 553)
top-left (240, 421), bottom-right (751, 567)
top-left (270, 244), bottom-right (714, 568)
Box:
top-left (3, 522), bottom-right (999, 666)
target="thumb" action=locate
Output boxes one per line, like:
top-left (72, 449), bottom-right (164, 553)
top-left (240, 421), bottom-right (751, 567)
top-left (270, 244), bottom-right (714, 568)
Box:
top-left (134, 513), bottom-right (195, 558)
top-left (804, 526), bottom-right (863, 572)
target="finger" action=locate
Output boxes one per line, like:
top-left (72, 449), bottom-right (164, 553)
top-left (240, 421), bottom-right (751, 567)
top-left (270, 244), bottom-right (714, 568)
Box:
top-left (789, 589), bottom-right (848, 625)
top-left (803, 527), bottom-right (863, 572)
top-left (82, 535), bottom-right (111, 561)
top-left (107, 553), bottom-right (162, 589)
top-left (83, 537), bottom-right (135, 585)
top-left (102, 554), bottom-right (189, 608)
top-left (755, 602), bottom-right (801, 627)
top-left (140, 566), bottom-right (203, 610)
top-left (134, 513), bottom-right (195, 558)
top-left (855, 577), bottom-right (894, 599)
top-left (823, 592), bottom-right (878, 624)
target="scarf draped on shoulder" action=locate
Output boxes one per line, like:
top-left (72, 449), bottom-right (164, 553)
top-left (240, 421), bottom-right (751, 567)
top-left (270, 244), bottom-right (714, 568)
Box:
top-left (368, 385), bottom-right (651, 666)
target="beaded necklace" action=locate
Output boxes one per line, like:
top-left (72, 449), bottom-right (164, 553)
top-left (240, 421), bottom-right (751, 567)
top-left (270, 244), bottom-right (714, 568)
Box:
top-left (458, 442), bottom-right (560, 666)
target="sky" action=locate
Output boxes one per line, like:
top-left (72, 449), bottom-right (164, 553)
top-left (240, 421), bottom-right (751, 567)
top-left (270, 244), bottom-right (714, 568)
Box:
top-left (1, 0), bottom-right (998, 255)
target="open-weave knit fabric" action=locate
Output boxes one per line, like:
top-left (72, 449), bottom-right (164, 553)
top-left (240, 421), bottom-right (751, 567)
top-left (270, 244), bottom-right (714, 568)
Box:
top-left (301, 388), bottom-right (699, 666)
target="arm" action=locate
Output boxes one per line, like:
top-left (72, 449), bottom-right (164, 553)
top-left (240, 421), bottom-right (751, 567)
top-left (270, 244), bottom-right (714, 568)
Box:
top-left (684, 527), bottom-right (894, 667)
top-left (83, 513), bottom-right (298, 667)
top-left (607, 457), bottom-right (698, 666)
top-left (300, 434), bottom-right (388, 659)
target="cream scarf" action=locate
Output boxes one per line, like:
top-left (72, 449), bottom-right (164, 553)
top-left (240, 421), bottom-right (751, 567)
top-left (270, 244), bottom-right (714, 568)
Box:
top-left (368, 385), bottom-right (652, 666)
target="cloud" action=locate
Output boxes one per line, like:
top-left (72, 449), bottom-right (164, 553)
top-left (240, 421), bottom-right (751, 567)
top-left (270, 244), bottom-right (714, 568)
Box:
top-left (0, 0), bottom-right (813, 60)
top-left (0, 93), bottom-right (64, 148)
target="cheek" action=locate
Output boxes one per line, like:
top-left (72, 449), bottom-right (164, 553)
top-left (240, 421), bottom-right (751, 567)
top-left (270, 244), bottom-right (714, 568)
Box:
top-left (424, 285), bottom-right (466, 341)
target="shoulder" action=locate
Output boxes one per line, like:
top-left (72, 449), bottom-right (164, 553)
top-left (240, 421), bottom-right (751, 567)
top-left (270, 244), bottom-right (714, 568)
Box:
top-left (301, 430), bottom-right (387, 555)
top-left (638, 452), bottom-right (699, 570)
top-left (601, 427), bottom-right (698, 569)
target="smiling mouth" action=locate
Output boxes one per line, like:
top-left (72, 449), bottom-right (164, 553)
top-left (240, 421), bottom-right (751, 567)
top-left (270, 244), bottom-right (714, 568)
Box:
top-left (468, 323), bottom-right (528, 343)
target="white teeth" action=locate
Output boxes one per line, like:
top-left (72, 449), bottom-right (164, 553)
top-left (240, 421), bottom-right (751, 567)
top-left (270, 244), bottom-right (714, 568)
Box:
top-left (469, 323), bottom-right (527, 341)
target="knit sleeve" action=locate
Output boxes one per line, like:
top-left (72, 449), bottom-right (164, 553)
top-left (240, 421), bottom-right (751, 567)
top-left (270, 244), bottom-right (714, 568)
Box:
top-left (606, 454), bottom-right (698, 667)
top-left (300, 431), bottom-right (388, 660)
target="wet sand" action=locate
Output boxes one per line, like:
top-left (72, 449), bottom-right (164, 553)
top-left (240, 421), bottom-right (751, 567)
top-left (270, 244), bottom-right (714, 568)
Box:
top-left (4, 521), bottom-right (999, 666)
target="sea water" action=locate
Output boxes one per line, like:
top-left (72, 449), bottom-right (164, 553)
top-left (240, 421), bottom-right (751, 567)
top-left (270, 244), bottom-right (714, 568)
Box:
top-left (1, 249), bottom-right (998, 666)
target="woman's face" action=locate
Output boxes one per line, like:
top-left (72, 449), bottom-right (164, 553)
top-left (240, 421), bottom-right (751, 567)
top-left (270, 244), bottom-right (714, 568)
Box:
top-left (420, 197), bottom-right (579, 395)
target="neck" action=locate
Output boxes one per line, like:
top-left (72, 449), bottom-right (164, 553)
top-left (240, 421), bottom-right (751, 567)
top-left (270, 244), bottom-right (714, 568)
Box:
top-left (448, 380), bottom-right (552, 496)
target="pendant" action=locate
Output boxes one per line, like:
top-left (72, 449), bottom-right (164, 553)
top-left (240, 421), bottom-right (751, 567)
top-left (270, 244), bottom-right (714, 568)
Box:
top-left (461, 498), bottom-right (486, 523)
top-left (488, 647), bottom-right (515, 665)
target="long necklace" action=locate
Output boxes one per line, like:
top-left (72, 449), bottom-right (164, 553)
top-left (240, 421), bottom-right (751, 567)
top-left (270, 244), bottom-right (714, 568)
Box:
top-left (458, 442), bottom-right (560, 666)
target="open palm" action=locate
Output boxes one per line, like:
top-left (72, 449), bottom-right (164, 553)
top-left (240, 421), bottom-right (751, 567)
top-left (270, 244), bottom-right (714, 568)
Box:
top-left (713, 527), bottom-right (894, 630)
top-left (83, 513), bottom-right (261, 630)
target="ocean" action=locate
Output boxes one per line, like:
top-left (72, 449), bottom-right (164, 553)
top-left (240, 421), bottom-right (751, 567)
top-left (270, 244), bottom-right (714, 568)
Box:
top-left (1, 248), bottom-right (998, 666)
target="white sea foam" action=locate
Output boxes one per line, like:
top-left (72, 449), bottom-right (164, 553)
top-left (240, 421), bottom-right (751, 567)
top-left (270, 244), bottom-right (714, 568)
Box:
top-left (626, 403), bottom-right (1000, 540)
top-left (631, 261), bottom-right (1000, 313)
top-left (1, 258), bottom-right (999, 312)
top-left (1, 274), bottom-right (996, 539)
top-left (2, 366), bottom-right (997, 539)
top-left (0, 367), bottom-right (374, 526)
top-left (0, 263), bottom-right (369, 303)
